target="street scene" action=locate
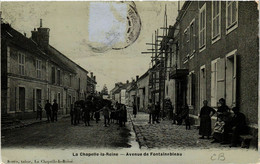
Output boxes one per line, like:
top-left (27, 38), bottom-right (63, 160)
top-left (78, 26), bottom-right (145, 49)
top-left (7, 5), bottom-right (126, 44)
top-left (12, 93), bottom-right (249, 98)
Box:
top-left (1, 0), bottom-right (258, 160)
top-left (1, 107), bottom-right (227, 149)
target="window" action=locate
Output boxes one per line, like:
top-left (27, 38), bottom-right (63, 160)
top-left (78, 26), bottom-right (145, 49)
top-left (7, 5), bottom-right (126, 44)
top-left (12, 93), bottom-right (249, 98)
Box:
top-left (57, 69), bottom-right (61, 85)
top-left (226, 1), bottom-right (238, 33)
top-left (18, 53), bottom-right (25, 75)
top-left (190, 20), bottom-right (196, 55)
top-left (183, 29), bottom-right (189, 63)
top-left (36, 59), bottom-right (42, 79)
top-left (212, 1), bottom-right (221, 41)
top-left (51, 67), bottom-right (55, 84)
top-left (199, 4), bottom-right (206, 50)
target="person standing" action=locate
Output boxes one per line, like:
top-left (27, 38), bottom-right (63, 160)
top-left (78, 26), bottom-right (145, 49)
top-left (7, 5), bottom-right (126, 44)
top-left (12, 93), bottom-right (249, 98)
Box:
top-left (103, 104), bottom-right (110, 127)
top-left (118, 104), bottom-right (124, 127)
top-left (133, 102), bottom-right (137, 118)
top-left (122, 105), bottom-right (127, 127)
top-left (148, 100), bottom-right (153, 124)
top-left (52, 99), bottom-right (58, 122)
top-left (199, 100), bottom-right (216, 139)
top-left (44, 100), bottom-right (52, 123)
top-left (74, 103), bottom-right (79, 125)
top-left (83, 102), bottom-right (91, 126)
top-left (94, 110), bottom-right (100, 123)
top-left (70, 104), bottom-right (74, 125)
top-left (36, 100), bottom-right (43, 120)
top-left (154, 102), bottom-right (160, 123)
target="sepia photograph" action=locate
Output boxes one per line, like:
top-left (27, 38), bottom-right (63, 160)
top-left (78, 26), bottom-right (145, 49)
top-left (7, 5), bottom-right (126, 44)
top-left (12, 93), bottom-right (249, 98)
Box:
top-left (1, 1), bottom-right (259, 163)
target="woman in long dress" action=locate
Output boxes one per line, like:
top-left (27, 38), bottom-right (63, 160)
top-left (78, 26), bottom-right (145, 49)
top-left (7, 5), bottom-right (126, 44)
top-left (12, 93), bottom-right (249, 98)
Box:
top-left (199, 100), bottom-right (216, 139)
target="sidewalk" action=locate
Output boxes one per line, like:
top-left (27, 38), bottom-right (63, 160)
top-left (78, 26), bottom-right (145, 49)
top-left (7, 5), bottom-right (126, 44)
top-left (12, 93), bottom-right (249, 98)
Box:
top-left (128, 108), bottom-right (229, 149)
top-left (1, 114), bottom-right (70, 131)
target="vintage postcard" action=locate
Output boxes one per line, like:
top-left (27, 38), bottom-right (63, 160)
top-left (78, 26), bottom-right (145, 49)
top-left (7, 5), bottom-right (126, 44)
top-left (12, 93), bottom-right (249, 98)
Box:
top-left (1, 1), bottom-right (259, 164)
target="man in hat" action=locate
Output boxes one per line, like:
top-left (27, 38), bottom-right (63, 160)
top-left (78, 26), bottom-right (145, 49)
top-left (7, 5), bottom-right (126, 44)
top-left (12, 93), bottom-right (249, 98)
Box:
top-left (44, 100), bottom-right (52, 123)
top-left (52, 99), bottom-right (58, 122)
top-left (36, 100), bottom-right (43, 120)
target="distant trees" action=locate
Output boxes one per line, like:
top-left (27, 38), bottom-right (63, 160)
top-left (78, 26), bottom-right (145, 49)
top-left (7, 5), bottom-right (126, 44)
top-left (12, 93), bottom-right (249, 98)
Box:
top-left (100, 84), bottom-right (108, 95)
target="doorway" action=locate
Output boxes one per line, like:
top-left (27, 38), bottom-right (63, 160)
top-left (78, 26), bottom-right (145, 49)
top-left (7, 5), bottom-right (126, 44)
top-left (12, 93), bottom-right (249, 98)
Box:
top-left (200, 66), bottom-right (206, 109)
top-left (19, 87), bottom-right (25, 111)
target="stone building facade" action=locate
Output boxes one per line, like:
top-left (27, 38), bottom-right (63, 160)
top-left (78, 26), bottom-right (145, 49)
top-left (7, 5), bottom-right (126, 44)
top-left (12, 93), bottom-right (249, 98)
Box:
top-left (1, 21), bottom-right (96, 119)
top-left (136, 71), bottom-right (150, 112)
top-left (167, 1), bottom-right (258, 140)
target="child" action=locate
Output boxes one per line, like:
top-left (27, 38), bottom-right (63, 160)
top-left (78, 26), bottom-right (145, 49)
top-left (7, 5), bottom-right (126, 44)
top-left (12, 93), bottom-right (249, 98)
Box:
top-left (185, 114), bottom-right (191, 130)
top-left (211, 114), bottom-right (225, 143)
top-left (94, 111), bottom-right (100, 123)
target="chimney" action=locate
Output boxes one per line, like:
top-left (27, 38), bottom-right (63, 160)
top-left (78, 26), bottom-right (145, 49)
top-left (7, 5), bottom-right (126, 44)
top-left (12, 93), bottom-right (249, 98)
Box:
top-left (31, 19), bottom-right (50, 48)
top-left (90, 72), bottom-right (93, 78)
top-left (132, 79), bottom-right (135, 83)
top-left (40, 19), bottom-right (42, 27)
top-left (136, 75), bottom-right (139, 81)
top-left (94, 76), bottom-right (96, 81)
top-left (126, 80), bottom-right (129, 84)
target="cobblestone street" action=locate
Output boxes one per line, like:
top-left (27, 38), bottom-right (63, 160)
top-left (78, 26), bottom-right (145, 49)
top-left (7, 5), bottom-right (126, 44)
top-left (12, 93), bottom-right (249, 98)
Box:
top-left (1, 107), bottom-right (256, 150)
top-left (128, 107), bottom-right (234, 149)
top-left (2, 116), bottom-right (132, 149)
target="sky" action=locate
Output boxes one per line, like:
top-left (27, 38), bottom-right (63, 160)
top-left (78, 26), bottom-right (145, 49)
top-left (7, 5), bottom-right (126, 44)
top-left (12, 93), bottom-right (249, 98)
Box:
top-left (1, 1), bottom-right (182, 91)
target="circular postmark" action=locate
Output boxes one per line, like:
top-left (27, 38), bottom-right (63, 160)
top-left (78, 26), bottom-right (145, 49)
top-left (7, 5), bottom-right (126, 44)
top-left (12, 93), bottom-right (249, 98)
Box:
top-left (112, 2), bottom-right (141, 50)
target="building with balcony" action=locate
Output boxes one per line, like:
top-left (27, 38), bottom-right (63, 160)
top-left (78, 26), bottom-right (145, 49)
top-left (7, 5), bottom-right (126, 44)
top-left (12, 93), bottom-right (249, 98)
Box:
top-left (164, 1), bottom-right (258, 143)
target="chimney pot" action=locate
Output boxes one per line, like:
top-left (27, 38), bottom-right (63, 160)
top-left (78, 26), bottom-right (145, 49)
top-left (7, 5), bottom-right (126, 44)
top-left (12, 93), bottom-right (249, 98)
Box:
top-left (40, 19), bottom-right (42, 27)
top-left (136, 75), bottom-right (139, 81)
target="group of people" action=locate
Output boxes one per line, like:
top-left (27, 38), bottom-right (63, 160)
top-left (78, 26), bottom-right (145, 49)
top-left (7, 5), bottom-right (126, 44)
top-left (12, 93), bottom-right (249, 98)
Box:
top-left (36, 99), bottom-right (59, 123)
top-left (160, 97), bottom-right (248, 147)
top-left (70, 100), bottom-right (93, 126)
top-left (69, 99), bottom-right (128, 128)
top-left (147, 100), bottom-right (161, 124)
top-left (199, 98), bottom-right (247, 147)
top-left (99, 102), bottom-right (128, 127)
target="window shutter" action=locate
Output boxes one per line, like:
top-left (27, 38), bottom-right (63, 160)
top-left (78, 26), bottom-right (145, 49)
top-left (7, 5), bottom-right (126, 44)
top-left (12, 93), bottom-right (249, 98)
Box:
top-left (211, 62), bottom-right (217, 107)
top-left (34, 89), bottom-right (37, 111)
top-left (216, 58), bottom-right (225, 103)
top-left (15, 87), bottom-right (19, 111)
top-left (188, 74), bottom-right (192, 106)
top-left (191, 73), bottom-right (195, 106)
top-left (232, 54), bottom-right (237, 106)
